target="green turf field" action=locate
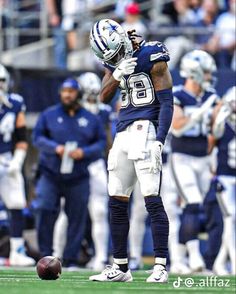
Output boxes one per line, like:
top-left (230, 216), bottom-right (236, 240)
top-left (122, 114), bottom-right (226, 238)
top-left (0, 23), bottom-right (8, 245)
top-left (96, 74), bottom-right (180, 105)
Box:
top-left (0, 268), bottom-right (235, 294)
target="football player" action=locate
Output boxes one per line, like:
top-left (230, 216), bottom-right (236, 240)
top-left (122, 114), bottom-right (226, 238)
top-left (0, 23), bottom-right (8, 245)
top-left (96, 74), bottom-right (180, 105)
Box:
top-left (89, 19), bottom-right (173, 283)
top-left (0, 64), bottom-right (35, 266)
top-left (170, 50), bottom-right (218, 272)
top-left (212, 86), bottom-right (236, 275)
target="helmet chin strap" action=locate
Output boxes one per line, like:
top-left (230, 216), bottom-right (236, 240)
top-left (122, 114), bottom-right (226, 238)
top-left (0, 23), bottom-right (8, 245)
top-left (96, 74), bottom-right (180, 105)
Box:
top-left (0, 89), bottom-right (12, 108)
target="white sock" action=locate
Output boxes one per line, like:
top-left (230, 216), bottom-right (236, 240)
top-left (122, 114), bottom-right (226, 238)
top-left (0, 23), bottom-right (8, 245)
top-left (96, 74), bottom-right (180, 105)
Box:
top-left (155, 257), bottom-right (167, 266)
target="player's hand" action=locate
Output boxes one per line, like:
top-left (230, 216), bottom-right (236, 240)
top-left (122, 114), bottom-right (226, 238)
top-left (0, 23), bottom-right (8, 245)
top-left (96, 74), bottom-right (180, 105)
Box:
top-left (149, 141), bottom-right (163, 174)
top-left (113, 57), bottom-right (137, 81)
top-left (55, 145), bottom-right (65, 157)
top-left (69, 148), bottom-right (84, 160)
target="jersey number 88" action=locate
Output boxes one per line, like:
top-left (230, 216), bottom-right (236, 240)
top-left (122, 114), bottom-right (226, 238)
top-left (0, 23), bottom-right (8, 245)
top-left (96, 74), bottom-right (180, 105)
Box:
top-left (121, 73), bottom-right (155, 108)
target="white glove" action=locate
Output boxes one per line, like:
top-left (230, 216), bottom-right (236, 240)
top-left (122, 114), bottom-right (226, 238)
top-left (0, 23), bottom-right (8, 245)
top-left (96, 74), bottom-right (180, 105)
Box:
top-left (112, 57), bottom-right (137, 81)
top-left (8, 149), bottom-right (26, 176)
top-left (149, 141), bottom-right (163, 174)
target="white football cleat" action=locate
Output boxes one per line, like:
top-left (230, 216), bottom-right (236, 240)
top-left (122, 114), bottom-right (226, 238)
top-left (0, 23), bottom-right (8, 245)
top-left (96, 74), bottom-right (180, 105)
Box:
top-left (9, 251), bottom-right (35, 266)
top-left (146, 264), bottom-right (168, 283)
top-left (89, 263), bottom-right (133, 282)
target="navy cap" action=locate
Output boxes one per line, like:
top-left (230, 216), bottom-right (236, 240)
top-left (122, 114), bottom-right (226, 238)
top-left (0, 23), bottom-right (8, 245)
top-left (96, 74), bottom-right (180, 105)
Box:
top-left (60, 78), bottom-right (80, 90)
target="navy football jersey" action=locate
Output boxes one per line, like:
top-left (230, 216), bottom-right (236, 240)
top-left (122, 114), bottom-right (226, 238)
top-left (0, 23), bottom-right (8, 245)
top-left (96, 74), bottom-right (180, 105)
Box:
top-left (33, 104), bottom-right (106, 180)
top-left (171, 85), bottom-right (219, 157)
top-left (217, 122), bottom-right (236, 176)
top-left (0, 93), bottom-right (26, 154)
top-left (104, 41), bottom-right (170, 132)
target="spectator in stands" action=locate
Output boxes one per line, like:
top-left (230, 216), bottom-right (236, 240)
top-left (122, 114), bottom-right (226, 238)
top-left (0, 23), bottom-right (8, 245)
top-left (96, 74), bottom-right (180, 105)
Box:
top-left (162, 0), bottom-right (198, 26)
top-left (0, 0), bottom-right (9, 29)
top-left (121, 2), bottom-right (147, 39)
top-left (61, 0), bottom-right (80, 51)
top-left (195, 0), bottom-right (220, 47)
top-left (45, 0), bottom-right (67, 69)
top-left (204, 0), bottom-right (236, 68)
top-left (32, 78), bottom-right (106, 268)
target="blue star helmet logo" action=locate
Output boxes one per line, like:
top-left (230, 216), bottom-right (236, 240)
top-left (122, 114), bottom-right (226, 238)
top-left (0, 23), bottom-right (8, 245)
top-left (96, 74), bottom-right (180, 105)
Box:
top-left (106, 22), bottom-right (118, 36)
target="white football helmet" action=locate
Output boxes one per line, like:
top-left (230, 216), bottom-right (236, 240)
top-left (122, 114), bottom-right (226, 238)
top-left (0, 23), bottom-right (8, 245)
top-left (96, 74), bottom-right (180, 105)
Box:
top-left (180, 50), bottom-right (217, 90)
top-left (90, 19), bottom-right (133, 66)
top-left (0, 64), bottom-right (10, 93)
top-left (78, 72), bottom-right (102, 114)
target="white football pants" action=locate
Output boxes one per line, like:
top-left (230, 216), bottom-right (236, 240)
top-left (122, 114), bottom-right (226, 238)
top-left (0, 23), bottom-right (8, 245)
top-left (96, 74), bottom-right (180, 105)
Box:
top-left (0, 152), bottom-right (26, 209)
top-left (170, 153), bottom-right (212, 205)
top-left (108, 121), bottom-right (161, 197)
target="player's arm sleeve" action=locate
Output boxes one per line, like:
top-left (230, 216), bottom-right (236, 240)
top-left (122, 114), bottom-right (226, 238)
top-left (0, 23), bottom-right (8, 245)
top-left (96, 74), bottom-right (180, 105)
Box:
top-left (32, 113), bottom-right (59, 154)
top-left (151, 58), bottom-right (173, 144)
top-left (82, 119), bottom-right (106, 159)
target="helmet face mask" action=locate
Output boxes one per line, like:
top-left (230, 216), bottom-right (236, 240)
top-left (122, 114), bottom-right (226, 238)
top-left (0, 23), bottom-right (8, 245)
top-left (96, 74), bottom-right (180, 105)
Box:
top-left (106, 44), bottom-right (126, 66)
top-left (180, 50), bottom-right (217, 91)
top-left (90, 19), bottom-right (133, 67)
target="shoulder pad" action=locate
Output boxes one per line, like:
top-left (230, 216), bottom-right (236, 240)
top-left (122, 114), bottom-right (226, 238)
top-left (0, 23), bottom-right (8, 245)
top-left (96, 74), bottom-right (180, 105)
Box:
top-left (143, 41), bottom-right (170, 62)
top-left (9, 93), bottom-right (24, 103)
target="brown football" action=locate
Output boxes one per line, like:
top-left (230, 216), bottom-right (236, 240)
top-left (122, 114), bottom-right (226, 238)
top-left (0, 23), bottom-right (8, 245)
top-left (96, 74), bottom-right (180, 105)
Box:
top-left (36, 256), bottom-right (62, 280)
